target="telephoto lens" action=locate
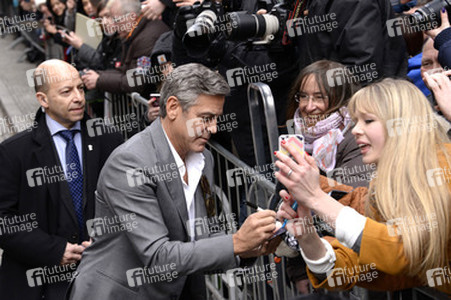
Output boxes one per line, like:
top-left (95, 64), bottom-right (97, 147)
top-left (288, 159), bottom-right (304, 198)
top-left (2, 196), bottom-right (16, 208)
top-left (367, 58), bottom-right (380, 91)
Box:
top-left (409, 0), bottom-right (451, 26)
top-left (183, 9), bottom-right (218, 57)
top-left (226, 11), bottom-right (279, 42)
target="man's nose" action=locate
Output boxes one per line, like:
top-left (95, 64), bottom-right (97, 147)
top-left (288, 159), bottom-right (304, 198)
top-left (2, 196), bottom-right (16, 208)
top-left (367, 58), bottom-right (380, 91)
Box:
top-left (73, 88), bottom-right (84, 102)
top-left (206, 119), bottom-right (217, 134)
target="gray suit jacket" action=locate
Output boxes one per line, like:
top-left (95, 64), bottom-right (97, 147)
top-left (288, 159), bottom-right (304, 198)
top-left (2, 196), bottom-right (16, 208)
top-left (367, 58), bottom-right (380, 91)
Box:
top-left (67, 119), bottom-right (238, 300)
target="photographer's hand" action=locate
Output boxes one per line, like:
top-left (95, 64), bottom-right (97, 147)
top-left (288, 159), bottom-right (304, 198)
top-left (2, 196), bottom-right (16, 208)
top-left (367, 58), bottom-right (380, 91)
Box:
top-left (43, 19), bottom-right (57, 34)
top-left (142, 0), bottom-right (165, 20)
top-left (173, 0), bottom-right (203, 7)
top-left (81, 70), bottom-right (100, 90)
top-left (147, 97), bottom-right (160, 122)
top-left (424, 70), bottom-right (451, 121)
top-left (61, 31), bottom-right (83, 49)
top-left (426, 8), bottom-right (449, 40)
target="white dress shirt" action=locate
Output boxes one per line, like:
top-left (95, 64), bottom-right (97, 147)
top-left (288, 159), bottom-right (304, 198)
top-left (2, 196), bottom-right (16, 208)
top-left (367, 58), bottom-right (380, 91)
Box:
top-left (163, 129), bottom-right (205, 241)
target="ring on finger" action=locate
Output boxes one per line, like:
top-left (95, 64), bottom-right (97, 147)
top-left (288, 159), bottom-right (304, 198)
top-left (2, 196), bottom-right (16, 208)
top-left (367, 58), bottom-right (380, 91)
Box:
top-left (287, 169), bottom-right (293, 177)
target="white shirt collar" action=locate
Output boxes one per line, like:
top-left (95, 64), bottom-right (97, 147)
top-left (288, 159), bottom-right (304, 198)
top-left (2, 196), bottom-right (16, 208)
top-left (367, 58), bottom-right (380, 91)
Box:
top-left (162, 126), bottom-right (204, 182)
top-left (45, 113), bottom-right (81, 135)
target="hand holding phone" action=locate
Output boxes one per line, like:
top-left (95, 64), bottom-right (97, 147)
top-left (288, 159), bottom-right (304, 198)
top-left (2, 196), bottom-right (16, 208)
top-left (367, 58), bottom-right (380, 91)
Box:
top-left (149, 93), bottom-right (160, 107)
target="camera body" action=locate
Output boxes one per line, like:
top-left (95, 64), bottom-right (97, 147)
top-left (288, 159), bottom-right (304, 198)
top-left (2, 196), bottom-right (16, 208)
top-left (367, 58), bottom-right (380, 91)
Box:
top-left (409, 0), bottom-right (451, 27)
top-left (181, 0), bottom-right (291, 57)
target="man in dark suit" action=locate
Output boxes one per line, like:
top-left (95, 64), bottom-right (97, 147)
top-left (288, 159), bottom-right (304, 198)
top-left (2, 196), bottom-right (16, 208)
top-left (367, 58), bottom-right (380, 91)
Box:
top-left (68, 63), bottom-right (278, 300)
top-left (0, 59), bottom-right (123, 300)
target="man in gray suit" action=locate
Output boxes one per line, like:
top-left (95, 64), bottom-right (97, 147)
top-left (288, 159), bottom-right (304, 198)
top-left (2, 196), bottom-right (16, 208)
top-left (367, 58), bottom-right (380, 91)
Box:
top-left (67, 63), bottom-right (277, 300)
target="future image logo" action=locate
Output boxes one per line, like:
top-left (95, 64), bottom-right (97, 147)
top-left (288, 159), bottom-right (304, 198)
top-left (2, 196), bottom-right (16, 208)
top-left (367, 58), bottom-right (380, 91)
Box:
top-left (286, 13), bottom-right (338, 37)
top-left (386, 14), bottom-right (439, 38)
top-left (26, 264), bottom-right (78, 287)
top-left (225, 63), bottom-right (278, 88)
top-left (426, 267), bottom-right (451, 287)
top-left (86, 18), bottom-right (102, 37)
top-left (327, 264), bottom-right (378, 287)
top-left (126, 264), bottom-right (178, 287)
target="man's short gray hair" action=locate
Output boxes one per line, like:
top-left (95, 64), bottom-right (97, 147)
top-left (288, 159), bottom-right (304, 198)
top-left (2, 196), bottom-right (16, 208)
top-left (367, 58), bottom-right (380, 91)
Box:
top-left (160, 63), bottom-right (230, 118)
top-left (107, 0), bottom-right (141, 15)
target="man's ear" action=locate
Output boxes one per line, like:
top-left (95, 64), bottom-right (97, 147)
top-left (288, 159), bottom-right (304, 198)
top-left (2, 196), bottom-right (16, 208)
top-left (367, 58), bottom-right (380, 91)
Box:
top-left (36, 92), bottom-right (49, 109)
top-left (165, 96), bottom-right (180, 121)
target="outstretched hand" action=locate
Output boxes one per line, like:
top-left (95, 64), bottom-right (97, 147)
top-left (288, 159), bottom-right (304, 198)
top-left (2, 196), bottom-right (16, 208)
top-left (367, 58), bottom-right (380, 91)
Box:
top-left (274, 143), bottom-right (325, 209)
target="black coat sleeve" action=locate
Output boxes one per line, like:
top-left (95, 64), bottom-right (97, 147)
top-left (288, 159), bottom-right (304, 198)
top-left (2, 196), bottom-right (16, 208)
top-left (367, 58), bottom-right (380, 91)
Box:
top-left (435, 27), bottom-right (451, 70)
top-left (0, 144), bottom-right (67, 268)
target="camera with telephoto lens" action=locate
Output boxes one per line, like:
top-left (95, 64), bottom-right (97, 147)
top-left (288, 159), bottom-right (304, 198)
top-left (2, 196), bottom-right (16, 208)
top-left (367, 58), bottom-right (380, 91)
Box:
top-left (409, 0), bottom-right (451, 27)
top-left (182, 0), bottom-right (291, 58)
top-left (226, 3), bottom-right (289, 44)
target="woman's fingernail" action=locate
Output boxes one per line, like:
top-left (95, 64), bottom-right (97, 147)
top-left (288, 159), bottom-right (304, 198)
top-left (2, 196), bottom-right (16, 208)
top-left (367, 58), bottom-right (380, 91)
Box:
top-left (274, 151), bottom-right (277, 155)
top-left (443, 7), bottom-right (446, 13)
top-left (281, 140), bottom-right (286, 144)
top-left (305, 152), bottom-right (310, 157)
top-left (284, 196), bottom-right (289, 200)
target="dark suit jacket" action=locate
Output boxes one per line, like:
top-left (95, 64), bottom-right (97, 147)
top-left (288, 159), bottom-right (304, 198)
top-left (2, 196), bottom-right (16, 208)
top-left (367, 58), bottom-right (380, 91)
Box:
top-left (0, 109), bottom-right (123, 300)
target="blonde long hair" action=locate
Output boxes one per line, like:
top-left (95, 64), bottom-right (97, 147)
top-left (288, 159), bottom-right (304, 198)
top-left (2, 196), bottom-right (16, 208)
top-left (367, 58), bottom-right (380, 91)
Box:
top-left (348, 78), bottom-right (451, 279)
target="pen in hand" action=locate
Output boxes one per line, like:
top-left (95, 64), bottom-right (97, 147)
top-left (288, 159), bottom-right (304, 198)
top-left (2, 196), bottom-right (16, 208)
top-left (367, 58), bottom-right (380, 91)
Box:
top-left (245, 201), bottom-right (264, 211)
top-left (281, 201), bottom-right (298, 229)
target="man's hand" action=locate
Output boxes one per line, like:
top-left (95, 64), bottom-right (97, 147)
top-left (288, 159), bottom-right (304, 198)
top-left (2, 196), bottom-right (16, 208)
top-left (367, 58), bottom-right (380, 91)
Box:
top-left (60, 243), bottom-right (85, 265)
top-left (173, 0), bottom-right (203, 7)
top-left (81, 70), bottom-right (100, 90)
top-left (425, 9), bottom-right (449, 40)
top-left (147, 97), bottom-right (160, 122)
top-left (43, 19), bottom-right (57, 35)
top-left (424, 70), bottom-right (451, 121)
top-left (142, 0), bottom-right (166, 20)
top-left (238, 236), bottom-right (282, 258)
top-left (81, 239), bottom-right (92, 248)
top-left (61, 31), bottom-right (83, 49)
top-left (232, 210), bottom-right (276, 257)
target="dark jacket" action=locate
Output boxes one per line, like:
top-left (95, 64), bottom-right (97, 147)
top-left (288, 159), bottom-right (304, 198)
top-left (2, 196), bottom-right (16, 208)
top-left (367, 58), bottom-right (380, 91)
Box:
top-left (150, 30), bottom-right (173, 68)
top-left (95, 18), bottom-right (170, 96)
top-left (0, 109), bottom-right (123, 300)
top-left (159, 0), bottom-right (177, 28)
top-left (77, 33), bottom-right (123, 71)
top-left (434, 27), bottom-right (451, 70)
top-left (296, 0), bottom-right (408, 83)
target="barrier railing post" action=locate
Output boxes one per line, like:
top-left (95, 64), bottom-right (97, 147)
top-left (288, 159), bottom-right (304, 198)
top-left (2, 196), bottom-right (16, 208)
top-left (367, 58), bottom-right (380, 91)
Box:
top-left (247, 82), bottom-right (279, 167)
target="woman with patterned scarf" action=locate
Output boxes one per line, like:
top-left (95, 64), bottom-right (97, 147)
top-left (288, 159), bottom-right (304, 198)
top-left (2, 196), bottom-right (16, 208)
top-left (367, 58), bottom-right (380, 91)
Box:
top-left (277, 60), bottom-right (369, 294)
top-left (284, 60), bottom-right (370, 188)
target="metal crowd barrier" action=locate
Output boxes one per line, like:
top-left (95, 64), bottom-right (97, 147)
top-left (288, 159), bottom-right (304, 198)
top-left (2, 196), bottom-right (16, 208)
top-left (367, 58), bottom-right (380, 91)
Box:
top-left (247, 82), bottom-right (279, 166)
top-left (6, 27), bottom-right (45, 62)
top-left (104, 92), bottom-right (149, 140)
top-left (102, 89), bottom-right (449, 300)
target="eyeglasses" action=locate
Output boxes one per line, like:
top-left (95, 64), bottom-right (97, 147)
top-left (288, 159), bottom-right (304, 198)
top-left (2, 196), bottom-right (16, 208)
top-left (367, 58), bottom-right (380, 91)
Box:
top-left (295, 92), bottom-right (328, 104)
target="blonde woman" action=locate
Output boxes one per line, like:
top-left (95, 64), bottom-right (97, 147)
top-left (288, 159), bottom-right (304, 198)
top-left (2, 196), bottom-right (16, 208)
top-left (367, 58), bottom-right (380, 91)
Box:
top-left (275, 79), bottom-right (451, 294)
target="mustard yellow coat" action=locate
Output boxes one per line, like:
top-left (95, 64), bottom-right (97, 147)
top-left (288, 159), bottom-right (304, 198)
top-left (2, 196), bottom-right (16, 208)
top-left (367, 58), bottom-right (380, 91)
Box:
top-left (307, 145), bottom-right (451, 295)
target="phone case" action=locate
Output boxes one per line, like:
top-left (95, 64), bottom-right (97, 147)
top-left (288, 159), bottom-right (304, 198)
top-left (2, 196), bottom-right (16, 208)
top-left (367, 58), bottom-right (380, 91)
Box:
top-left (278, 134), bottom-right (305, 157)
